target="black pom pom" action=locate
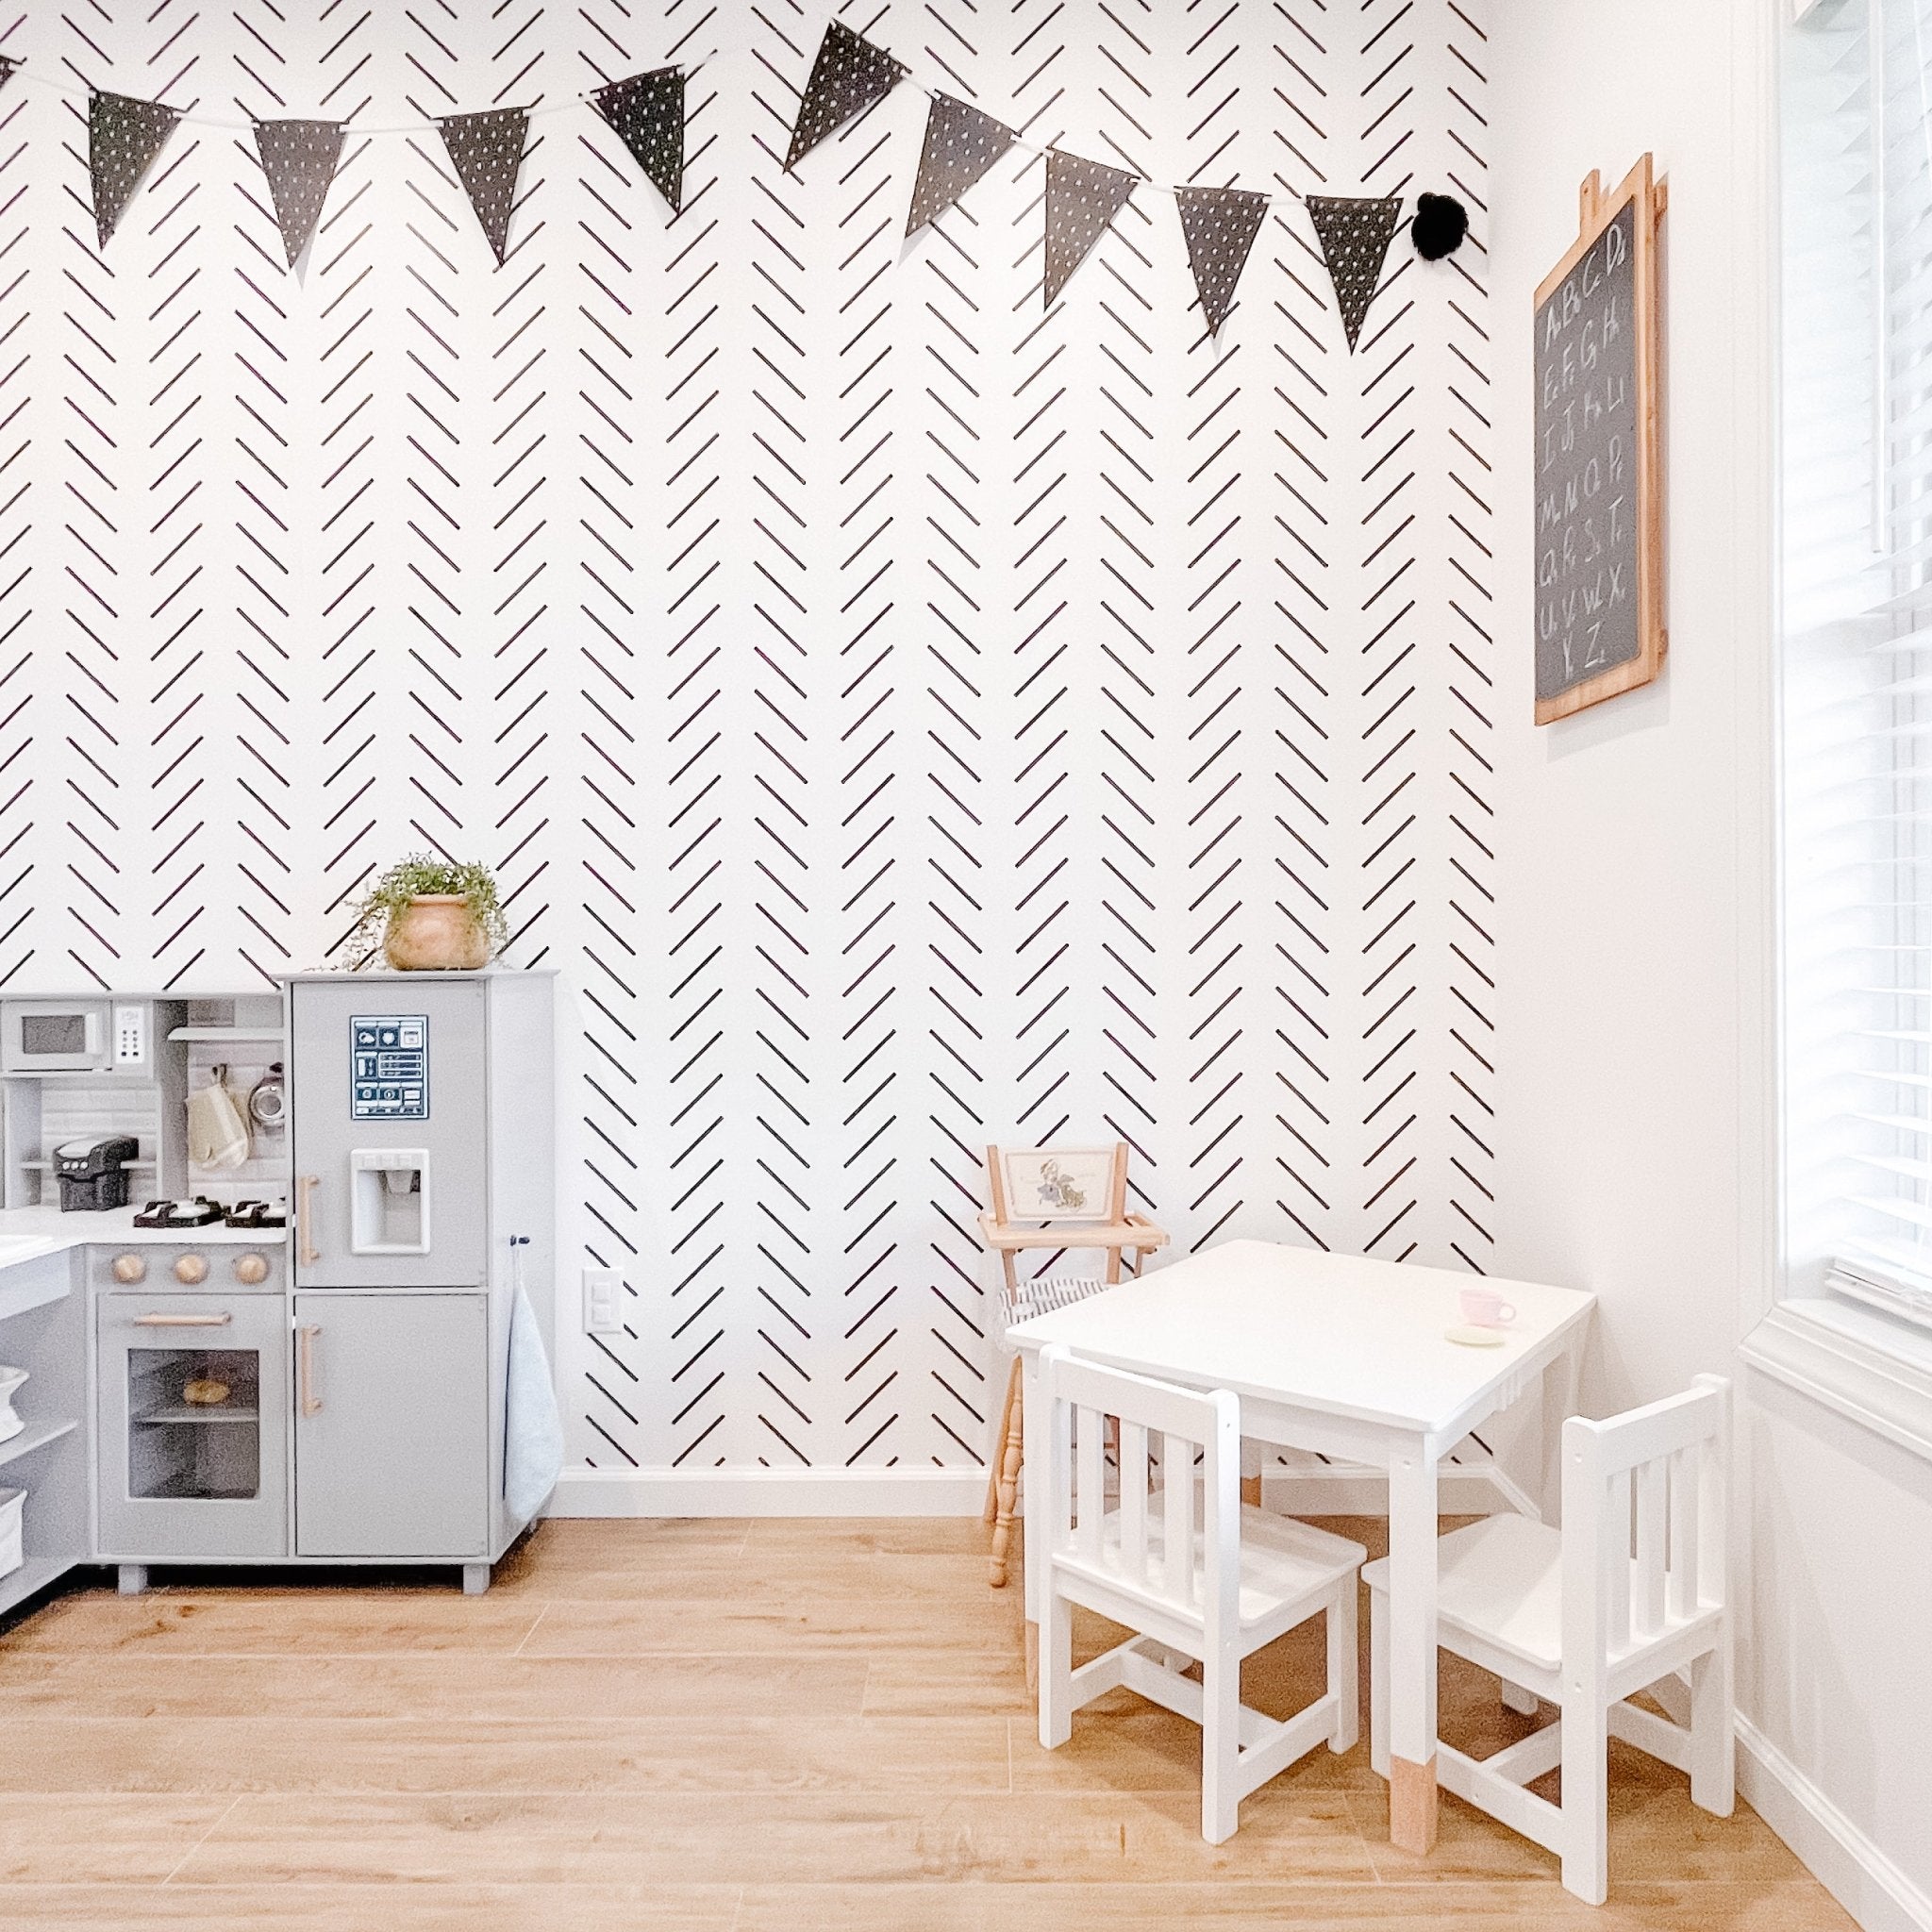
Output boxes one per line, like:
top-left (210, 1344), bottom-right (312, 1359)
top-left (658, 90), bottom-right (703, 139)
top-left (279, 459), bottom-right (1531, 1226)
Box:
top-left (1410, 192), bottom-right (1468, 262)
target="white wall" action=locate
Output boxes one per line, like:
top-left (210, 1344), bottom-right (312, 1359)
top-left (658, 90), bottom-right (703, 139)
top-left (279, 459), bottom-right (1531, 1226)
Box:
top-left (0, 3), bottom-right (1497, 1490)
top-left (1491, 1), bottom-right (1932, 1924)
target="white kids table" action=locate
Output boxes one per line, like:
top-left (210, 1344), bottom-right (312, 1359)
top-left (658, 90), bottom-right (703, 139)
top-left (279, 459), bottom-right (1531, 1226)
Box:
top-left (1005, 1237), bottom-right (1594, 1854)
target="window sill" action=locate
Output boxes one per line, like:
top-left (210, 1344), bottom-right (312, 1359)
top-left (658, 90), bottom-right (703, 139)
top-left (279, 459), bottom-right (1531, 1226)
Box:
top-left (1740, 1296), bottom-right (1932, 1464)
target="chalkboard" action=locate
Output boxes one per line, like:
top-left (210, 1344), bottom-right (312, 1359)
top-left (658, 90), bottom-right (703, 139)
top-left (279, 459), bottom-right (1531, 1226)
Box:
top-left (1532, 157), bottom-right (1665, 724)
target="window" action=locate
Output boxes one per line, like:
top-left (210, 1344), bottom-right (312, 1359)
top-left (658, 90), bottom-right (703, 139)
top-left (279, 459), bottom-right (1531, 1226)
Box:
top-left (1781, 0), bottom-right (1932, 1335)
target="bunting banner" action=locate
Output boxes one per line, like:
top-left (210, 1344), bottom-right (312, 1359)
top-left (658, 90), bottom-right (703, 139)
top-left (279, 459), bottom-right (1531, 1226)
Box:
top-left (1306, 193), bottom-right (1405, 351)
top-left (0, 36), bottom-right (1446, 356)
top-left (89, 89), bottom-right (183, 249)
top-left (1174, 182), bottom-right (1269, 336)
top-left (591, 67), bottom-right (684, 213)
top-left (905, 92), bottom-right (1016, 236)
top-left (785, 21), bottom-right (907, 172)
top-left (253, 118), bottom-right (345, 267)
top-left (438, 106), bottom-right (529, 267)
top-left (1042, 149), bottom-right (1137, 307)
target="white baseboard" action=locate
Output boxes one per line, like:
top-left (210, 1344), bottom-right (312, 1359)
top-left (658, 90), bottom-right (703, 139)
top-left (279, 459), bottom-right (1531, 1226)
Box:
top-left (1737, 1714), bottom-right (1932, 1932)
top-left (550, 1465), bottom-right (990, 1518)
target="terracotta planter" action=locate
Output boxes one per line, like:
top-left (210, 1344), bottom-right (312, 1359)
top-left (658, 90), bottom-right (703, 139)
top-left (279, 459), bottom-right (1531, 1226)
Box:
top-left (384, 894), bottom-right (493, 972)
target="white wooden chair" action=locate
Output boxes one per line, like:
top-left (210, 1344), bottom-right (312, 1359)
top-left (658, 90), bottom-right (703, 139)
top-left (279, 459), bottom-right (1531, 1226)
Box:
top-left (1035, 1342), bottom-right (1366, 1843)
top-left (980, 1142), bottom-right (1168, 1587)
top-left (1364, 1374), bottom-right (1733, 1904)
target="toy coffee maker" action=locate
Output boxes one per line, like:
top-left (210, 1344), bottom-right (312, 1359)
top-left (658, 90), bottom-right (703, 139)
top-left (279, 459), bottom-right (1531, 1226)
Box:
top-left (54, 1135), bottom-right (140, 1212)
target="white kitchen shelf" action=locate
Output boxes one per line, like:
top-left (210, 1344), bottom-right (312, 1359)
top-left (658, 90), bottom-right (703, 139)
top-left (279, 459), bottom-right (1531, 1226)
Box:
top-left (167, 1026), bottom-right (285, 1043)
top-left (0, 1418), bottom-right (79, 1471)
top-left (0, 1555), bottom-right (71, 1619)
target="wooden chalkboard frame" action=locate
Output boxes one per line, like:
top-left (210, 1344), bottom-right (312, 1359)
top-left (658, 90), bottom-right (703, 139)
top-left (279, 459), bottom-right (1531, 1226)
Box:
top-left (1532, 153), bottom-right (1669, 725)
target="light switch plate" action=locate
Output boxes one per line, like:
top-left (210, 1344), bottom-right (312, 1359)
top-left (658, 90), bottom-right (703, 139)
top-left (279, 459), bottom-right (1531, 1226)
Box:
top-left (583, 1266), bottom-right (623, 1335)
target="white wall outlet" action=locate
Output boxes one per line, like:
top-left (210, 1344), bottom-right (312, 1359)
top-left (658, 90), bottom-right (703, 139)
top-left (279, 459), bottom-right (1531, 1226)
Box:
top-left (583, 1266), bottom-right (623, 1335)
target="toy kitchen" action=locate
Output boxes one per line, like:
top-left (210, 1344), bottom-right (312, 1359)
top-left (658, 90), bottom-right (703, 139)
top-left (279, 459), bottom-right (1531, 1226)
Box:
top-left (0, 971), bottom-right (555, 1616)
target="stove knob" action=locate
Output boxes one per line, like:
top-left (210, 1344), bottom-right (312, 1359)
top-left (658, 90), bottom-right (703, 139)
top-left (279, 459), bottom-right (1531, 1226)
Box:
top-left (233, 1251), bottom-right (270, 1286)
top-left (174, 1253), bottom-right (209, 1286)
top-left (110, 1253), bottom-right (146, 1285)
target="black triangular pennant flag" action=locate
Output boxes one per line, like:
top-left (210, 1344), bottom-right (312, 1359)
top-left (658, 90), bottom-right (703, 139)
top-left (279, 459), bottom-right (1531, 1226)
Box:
top-left (0, 58), bottom-right (19, 94)
top-left (905, 93), bottom-right (1016, 236)
top-left (1174, 184), bottom-right (1269, 336)
top-left (438, 106), bottom-right (529, 267)
top-left (785, 21), bottom-right (907, 172)
top-left (1306, 193), bottom-right (1405, 351)
top-left (592, 66), bottom-right (684, 213)
top-left (253, 118), bottom-right (345, 268)
top-left (1043, 149), bottom-right (1138, 307)
top-left (89, 90), bottom-right (183, 249)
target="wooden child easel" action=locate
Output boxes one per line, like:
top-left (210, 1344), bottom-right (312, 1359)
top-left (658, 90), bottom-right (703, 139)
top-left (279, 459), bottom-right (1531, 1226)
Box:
top-left (979, 1141), bottom-right (1168, 1587)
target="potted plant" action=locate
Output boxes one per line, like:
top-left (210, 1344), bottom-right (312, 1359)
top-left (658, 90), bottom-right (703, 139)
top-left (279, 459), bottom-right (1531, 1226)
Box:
top-left (346, 855), bottom-right (508, 972)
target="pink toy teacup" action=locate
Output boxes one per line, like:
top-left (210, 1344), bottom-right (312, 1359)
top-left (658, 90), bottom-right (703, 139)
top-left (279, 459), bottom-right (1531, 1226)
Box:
top-left (1458, 1286), bottom-right (1516, 1328)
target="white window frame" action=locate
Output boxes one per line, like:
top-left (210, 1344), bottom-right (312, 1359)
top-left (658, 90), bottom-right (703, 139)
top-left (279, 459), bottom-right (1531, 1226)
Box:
top-left (1746, 0), bottom-right (1932, 1461)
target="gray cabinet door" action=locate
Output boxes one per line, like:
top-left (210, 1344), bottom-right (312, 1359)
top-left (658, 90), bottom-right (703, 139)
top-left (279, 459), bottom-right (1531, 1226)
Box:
top-left (293, 1292), bottom-right (488, 1558)
top-left (291, 978), bottom-right (490, 1290)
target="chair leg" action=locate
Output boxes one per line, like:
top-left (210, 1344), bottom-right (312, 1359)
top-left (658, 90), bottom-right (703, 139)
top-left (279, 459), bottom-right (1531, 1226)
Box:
top-left (984, 1357), bottom-right (1017, 1526)
top-left (988, 1357), bottom-right (1025, 1588)
top-left (1368, 1586), bottom-right (1390, 1781)
top-left (1328, 1580), bottom-right (1359, 1754)
top-left (1038, 1591), bottom-right (1074, 1750)
top-left (1200, 1649), bottom-right (1243, 1844)
top-left (1501, 1677), bottom-right (1540, 1716)
top-left (1688, 1640), bottom-right (1735, 1818)
top-left (1558, 1697), bottom-right (1610, 1907)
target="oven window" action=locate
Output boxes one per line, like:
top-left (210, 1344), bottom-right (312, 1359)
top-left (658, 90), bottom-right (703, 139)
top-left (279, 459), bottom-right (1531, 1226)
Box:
top-left (20, 1013), bottom-right (86, 1057)
top-left (126, 1347), bottom-right (262, 1501)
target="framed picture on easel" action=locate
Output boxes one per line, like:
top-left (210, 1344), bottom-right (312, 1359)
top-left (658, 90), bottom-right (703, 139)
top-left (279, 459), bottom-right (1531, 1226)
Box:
top-left (996, 1145), bottom-right (1118, 1224)
top-left (1532, 153), bottom-right (1668, 724)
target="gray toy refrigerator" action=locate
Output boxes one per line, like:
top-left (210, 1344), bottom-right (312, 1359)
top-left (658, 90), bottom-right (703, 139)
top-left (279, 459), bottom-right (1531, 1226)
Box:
top-left (286, 970), bottom-right (554, 1591)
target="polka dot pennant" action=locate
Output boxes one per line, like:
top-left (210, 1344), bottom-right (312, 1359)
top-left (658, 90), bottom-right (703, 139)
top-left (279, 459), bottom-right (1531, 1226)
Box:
top-left (0, 58), bottom-right (17, 95)
top-left (1174, 183), bottom-right (1270, 337)
top-left (1305, 193), bottom-right (1406, 352)
top-left (904, 93), bottom-right (1016, 238)
top-left (437, 106), bottom-right (531, 268)
top-left (591, 67), bottom-right (684, 214)
top-left (253, 118), bottom-right (346, 269)
top-left (785, 21), bottom-right (908, 174)
top-left (1043, 149), bottom-right (1138, 308)
top-left (89, 90), bottom-right (184, 250)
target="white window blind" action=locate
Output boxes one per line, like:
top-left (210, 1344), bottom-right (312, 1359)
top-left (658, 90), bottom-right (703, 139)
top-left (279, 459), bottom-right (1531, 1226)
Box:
top-left (1782, 0), bottom-right (1932, 1324)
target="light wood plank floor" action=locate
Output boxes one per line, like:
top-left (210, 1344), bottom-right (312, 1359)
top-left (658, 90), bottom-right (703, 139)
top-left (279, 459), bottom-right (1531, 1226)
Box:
top-left (0, 1514), bottom-right (1852, 1929)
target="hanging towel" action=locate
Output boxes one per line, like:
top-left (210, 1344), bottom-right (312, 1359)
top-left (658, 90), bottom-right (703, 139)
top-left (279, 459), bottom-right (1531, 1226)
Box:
top-left (504, 1260), bottom-right (564, 1527)
top-left (187, 1067), bottom-right (251, 1169)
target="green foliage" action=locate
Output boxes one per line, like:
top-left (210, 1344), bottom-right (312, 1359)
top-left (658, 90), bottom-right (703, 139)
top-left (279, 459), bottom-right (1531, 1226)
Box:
top-left (344, 853), bottom-right (508, 966)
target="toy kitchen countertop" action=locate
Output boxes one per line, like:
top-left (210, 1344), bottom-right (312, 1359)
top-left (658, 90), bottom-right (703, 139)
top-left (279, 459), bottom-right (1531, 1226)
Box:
top-left (0, 1203), bottom-right (275, 1260)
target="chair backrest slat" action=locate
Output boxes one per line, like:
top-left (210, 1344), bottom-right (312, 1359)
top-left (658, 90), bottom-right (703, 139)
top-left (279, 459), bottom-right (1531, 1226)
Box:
top-left (1076, 1404), bottom-right (1105, 1561)
top-left (1666, 1442), bottom-right (1698, 1621)
top-left (1040, 1345), bottom-right (1238, 1635)
top-left (1563, 1375), bottom-right (1729, 1672)
top-left (1119, 1420), bottom-right (1149, 1583)
top-left (1634, 1457), bottom-right (1668, 1636)
top-left (1162, 1434), bottom-right (1193, 1606)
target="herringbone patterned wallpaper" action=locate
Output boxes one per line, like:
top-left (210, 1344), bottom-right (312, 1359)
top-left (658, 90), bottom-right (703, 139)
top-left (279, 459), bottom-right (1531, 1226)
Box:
top-left (0, 0), bottom-right (1492, 1473)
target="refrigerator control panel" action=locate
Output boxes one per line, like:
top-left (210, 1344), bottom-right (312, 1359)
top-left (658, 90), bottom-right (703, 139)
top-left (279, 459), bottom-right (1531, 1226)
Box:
top-left (350, 1014), bottom-right (429, 1121)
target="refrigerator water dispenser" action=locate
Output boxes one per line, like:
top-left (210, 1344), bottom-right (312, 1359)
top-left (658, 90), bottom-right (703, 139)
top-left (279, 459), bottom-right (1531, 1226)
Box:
top-left (349, 1148), bottom-right (430, 1255)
